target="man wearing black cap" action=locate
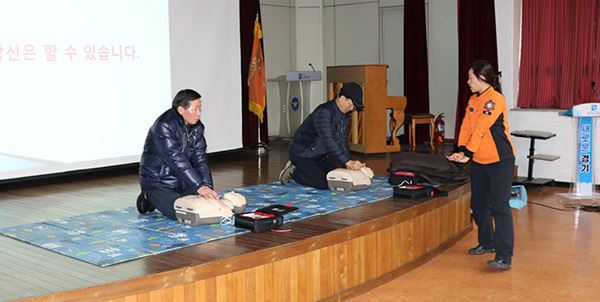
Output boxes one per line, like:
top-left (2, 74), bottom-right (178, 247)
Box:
top-left (278, 82), bottom-right (366, 189)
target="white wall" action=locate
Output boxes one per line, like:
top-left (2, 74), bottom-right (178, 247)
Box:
top-left (329, 0), bottom-right (380, 66)
top-left (380, 3), bottom-right (404, 97)
top-left (323, 0), bottom-right (381, 101)
top-left (509, 110), bottom-right (576, 182)
top-left (427, 0), bottom-right (458, 138)
top-left (262, 0), bottom-right (459, 138)
top-left (295, 1), bottom-right (324, 111)
top-left (322, 2), bottom-right (335, 91)
top-left (260, 0), bottom-right (293, 136)
top-left (495, 0), bottom-right (520, 110)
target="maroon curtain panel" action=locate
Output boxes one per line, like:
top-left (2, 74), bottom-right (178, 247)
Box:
top-left (404, 0), bottom-right (431, 143)
top-left (518, 0), bottom-right (600, 109)
top-left (454, 0), bottom-right (499, 144)
top-left (240, 0), bottom-right (269, 148)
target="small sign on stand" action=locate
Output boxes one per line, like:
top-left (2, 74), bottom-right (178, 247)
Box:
top-left (558, 103), bottom-right (600, 205)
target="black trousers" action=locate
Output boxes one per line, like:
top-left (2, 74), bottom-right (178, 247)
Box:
top-left (145, 187), bottom-right (196, 220)
top-left (471, 157), bottom-right (515, 262)
top-left (290, 153), bottom-right (336, 190)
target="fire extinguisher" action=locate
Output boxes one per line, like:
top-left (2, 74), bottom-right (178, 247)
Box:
top-left (434, 113), bottom-right (445, 145)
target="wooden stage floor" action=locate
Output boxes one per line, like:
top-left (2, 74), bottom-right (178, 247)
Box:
top-left (0, 141), bottom-right (471, 302)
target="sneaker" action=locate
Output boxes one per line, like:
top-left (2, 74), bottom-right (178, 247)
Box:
top-left (487, 259), bottom-right (512, 270)
top-left (468, 245), bottom-right (496, 255)
top-left (278, 161), bottom-right (295, 184)
top-left (136, 192), bottom-right (155, 214)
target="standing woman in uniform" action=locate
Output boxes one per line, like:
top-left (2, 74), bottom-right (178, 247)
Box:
top-left (447, 59), bottom-right (516, 270)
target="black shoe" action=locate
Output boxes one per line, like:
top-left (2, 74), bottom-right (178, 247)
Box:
top-left (136, 192), bottom-right (155, 214)
top-left (468, 245), bottom-right (496, 255)
top-left (487, 259), bottom-right (512, 270)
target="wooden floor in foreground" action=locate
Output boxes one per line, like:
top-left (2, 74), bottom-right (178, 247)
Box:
top-left (0, 140), bottom-right (598, 301)
top-left (350, 183), bottom-right (600, 302)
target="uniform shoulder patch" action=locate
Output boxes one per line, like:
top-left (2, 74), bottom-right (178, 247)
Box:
top-left (484, 100), bottom-right (496, 111)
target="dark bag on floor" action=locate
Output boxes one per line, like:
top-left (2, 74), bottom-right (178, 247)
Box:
top-left (389, 152), bottom-right (469, 186)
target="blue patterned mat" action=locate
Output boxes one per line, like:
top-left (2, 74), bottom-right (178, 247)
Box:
top-left (0, 177), bottom-right (392, 267)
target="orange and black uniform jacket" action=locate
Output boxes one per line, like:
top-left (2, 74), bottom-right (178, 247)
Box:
top-left (458, 87), bottom-right (515, 164)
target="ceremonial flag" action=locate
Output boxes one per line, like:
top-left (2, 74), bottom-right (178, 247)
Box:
top-left (248, 15), bottom-right (266, 122)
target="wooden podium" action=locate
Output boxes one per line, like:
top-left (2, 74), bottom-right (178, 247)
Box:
top-left (327, 64), bottom-right (407, 154)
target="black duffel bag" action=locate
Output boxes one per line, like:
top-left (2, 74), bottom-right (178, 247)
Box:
top-left (389, 152), bottom-right (470, 186)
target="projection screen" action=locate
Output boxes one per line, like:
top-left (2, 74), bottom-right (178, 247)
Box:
top-left (0, 0), bottom-right (242, 182)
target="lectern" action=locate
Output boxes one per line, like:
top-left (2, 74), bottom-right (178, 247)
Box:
top-left (268, 71), bottom-right (321, 138)
top-left (558, 103), bottom-right (600, 203)
top-left (327, 65), bottom-right (407, 154)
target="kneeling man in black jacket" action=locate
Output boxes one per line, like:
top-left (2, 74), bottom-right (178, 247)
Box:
top-left (137, 89), bottom-right (219, 219)
top-left (278, 82), bottom-right (366, 189)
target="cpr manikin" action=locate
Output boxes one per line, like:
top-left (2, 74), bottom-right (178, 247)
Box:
top-left (174, 191), bottom-right (247, 226)
top-left (326, 167), bottom-right (374, 192)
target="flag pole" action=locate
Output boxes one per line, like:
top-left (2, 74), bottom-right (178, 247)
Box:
top-left (256, 118), bottom-right (267, 155)
top-left (250, 11), bottom-right (268, 155)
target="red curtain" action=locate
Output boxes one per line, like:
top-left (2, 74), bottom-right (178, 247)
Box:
top-left (519, 0), bottom-right (600, 109)
top-left (454, 0), bottom-right (498, 144)
top-left (240, 0), bottom-right (269, 148)
top-left (403, 0), bottom-right (430, 143)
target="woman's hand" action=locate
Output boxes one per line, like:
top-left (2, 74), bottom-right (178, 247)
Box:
top-left (197, 185), bottom-right (220, 200)
top-left (446, 152), bottom-right (470, 163)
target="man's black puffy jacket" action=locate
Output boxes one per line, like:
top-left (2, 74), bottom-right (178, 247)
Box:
top-left (139, 108), bottom-right (213, 193)
top-left (289, 101), bottom-right (350, 164)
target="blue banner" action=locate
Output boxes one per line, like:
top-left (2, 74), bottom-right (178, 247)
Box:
top-left (577, 117), bottom-right (593, 184)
